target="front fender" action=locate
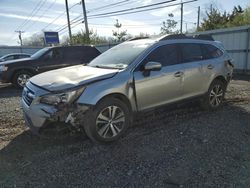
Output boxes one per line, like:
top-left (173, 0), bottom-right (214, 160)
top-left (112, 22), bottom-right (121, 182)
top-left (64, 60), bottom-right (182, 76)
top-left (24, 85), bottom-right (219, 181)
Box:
top-left (76, 73), bottom-right (137, 112)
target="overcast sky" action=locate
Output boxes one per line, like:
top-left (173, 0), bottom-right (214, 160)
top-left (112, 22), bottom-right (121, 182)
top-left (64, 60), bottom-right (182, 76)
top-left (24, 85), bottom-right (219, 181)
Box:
top-left (0, 0), bottom-right (249, 46)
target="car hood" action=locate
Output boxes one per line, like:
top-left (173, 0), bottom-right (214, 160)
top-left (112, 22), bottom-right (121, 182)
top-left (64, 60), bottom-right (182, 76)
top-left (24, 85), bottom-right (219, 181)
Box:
top-left (30, 65), bottom-right (119, 92)
top-left (0, 58), bottom-right (32, 65)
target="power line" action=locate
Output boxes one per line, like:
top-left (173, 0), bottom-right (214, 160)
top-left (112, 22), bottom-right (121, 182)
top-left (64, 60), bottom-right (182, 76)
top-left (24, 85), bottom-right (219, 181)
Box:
top-left (87, 0), bottom-right (177, 18)
top-left (58, 0), bottom-right (197, 34)
top-left (57, 0), bottom-right (178, 33)
top-left (18, 0), bottom-right (48, 30)
top-left (24, 0), bottom-right (57, 31)
top-left (87, 0), bottom-right (197, 19)
top-left (87, 0), bottom-right (129, 13)
top-left (42, 1), bottom-right (81, 31)
top-left (15, 0), bottom-right (44, 30)
top-left (43, 0), bottom-right (131, 32)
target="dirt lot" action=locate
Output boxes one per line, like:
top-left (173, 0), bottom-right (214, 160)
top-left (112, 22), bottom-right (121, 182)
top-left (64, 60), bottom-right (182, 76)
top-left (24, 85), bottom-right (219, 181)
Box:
top-left (0, 76), bottom-right (250, 187)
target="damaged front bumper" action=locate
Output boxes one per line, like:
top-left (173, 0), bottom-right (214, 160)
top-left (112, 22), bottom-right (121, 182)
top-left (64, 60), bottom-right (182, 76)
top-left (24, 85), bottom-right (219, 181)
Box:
top-left (22, 98), bottom-right (90, 133)
top-left (21, 83), bottom-right (90, 134)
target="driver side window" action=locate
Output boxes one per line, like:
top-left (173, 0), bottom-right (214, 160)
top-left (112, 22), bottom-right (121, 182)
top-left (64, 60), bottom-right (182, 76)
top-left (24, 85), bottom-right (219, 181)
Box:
top-left (143, 44), bottom-right (179, 67)
top-left (44, 49), bottom-right (61, 60)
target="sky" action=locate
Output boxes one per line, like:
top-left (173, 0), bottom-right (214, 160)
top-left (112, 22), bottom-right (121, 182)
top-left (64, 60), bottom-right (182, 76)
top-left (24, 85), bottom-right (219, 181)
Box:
top-left (0, 0), bottom-right (249, 46)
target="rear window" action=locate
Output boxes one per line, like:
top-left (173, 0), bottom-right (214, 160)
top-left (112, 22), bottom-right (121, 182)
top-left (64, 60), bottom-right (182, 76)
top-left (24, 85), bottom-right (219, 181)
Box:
top-left (201, 44), bottom-right (223, 59)
top-left (180, 43), bottom-right (203, 63)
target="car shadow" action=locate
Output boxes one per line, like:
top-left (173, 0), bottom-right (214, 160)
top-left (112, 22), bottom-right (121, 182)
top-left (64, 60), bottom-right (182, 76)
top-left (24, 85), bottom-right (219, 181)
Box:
top-left (0, 83), bottom-right (22, 98)
top-left (1, 101), bottom-right (250, 187)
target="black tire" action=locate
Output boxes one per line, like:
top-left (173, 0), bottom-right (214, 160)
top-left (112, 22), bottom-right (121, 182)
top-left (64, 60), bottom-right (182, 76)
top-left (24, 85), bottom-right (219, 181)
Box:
top-left (13, 70), bottom-right (33, 88)
top-left (201, 79), bottom-right (226, 110)
top-left (84, 97), bottom-right (130, 143)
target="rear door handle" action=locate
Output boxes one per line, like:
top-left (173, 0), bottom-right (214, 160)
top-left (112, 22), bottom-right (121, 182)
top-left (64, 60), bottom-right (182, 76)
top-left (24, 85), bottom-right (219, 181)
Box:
top-left (207, 64), bottom-right (214, 69)
top-left (174, 71), bottom-right (184, 77)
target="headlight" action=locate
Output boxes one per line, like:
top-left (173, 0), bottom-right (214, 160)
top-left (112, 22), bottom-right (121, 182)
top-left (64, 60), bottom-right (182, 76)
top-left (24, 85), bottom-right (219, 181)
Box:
top-left (0, 65), bottom-right (8, 71)
top-left (40, 87), bottom-right (85, 105)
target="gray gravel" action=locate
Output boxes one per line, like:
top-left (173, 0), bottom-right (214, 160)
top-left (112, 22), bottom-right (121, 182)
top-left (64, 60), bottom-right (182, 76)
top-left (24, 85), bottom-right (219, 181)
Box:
top-left (0, 77), bottom-right (250, 187)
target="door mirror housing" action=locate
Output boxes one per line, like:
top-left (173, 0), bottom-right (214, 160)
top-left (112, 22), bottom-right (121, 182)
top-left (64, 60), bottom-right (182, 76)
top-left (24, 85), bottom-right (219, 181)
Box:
top-left (144, 61), bottom-right (162, 71)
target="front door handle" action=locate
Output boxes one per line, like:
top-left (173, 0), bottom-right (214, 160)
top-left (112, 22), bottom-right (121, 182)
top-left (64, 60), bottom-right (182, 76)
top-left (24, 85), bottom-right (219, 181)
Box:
top-left (174, 71), bottom-right (184, 77)
top-left (207, 64), bottom-right (214, 69)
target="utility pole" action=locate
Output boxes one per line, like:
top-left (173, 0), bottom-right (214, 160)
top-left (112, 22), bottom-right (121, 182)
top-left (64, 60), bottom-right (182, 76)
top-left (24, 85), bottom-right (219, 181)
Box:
top-left (15, 30), bottom-right (24, 53)
top-left (15, 30), bottom-right (24, 46)
top-left (197, 6), bottom-right (200, 30)
top-left (180, 2), bottom-right (183, 33)
top-left (81, 0), bottom-right (90, 42)
top-left (65, 0), bottom-right (72, 44)
top-left (185, 23), bottom-right (188, 33)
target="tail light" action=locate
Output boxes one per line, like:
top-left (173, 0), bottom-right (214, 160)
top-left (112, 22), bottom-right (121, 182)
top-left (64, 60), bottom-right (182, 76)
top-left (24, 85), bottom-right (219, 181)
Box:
top-left (225, 60), bottom-right (234, 68)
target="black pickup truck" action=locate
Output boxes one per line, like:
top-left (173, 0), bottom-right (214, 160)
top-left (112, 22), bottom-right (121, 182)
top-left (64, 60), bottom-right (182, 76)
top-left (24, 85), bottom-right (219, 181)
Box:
top-left (0, 45), bottom-right (101, 88)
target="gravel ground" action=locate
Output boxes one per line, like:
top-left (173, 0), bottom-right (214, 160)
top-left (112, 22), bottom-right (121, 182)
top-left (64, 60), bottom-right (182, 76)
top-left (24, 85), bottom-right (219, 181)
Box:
top-left (0, 76), bottom-right (250, 187)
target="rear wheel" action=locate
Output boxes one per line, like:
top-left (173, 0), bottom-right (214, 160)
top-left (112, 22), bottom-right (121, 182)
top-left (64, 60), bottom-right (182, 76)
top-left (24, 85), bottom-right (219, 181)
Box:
top-left (13, 70), bottom-right (33, 88)
top-left (201, 79), bottom-right (226, 110)
top-left (84, 97), bottom-right (130, 143)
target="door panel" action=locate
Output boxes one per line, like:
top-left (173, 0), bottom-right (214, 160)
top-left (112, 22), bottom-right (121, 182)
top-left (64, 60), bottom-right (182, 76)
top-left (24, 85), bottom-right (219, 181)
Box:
top-left (37, 48), bottom-right (66, 73)
top-left (179, 43), bottom-right (206, 98)
top-left (133, 44), bottom-right (184, 111)
top-left (134, 64), bottom-right (184, 110)
top-left (182, 61), bottom-right (206, 98)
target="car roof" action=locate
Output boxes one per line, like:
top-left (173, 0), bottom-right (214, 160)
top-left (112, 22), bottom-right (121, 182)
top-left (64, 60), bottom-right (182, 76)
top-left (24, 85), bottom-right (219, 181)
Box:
top-left (0, 53), bottom-right (31, 58)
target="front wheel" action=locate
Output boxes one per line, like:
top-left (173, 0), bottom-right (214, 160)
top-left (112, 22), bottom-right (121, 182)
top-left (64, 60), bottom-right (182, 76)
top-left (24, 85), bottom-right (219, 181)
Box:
top-left (84, 97), bottom-right (131, 143)
top-left (201, 80), bottom-right (226, 110)
top-left (13, 70), bottom-right (33, 88)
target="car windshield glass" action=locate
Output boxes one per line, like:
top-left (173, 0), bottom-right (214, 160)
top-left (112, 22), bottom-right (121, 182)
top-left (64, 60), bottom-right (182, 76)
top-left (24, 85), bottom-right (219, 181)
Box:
top-left (88, 41), bottom-right (152, 69)
top-left (31, 48), bottom-right (50, 58)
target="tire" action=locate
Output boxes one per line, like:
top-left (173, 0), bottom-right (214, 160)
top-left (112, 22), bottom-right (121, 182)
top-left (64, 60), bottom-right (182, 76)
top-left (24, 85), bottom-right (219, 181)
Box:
top-left (84, 97), bottom-right (130, 143)
top-left (201, 79), bottom-right (226, 110)
top-left (13, 70), bottom-right (33, 88)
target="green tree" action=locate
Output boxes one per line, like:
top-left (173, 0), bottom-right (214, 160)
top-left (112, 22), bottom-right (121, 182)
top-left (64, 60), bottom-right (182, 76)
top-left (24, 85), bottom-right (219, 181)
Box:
top-left (160, 13), bottom-right (179, 34)
top-left (62, 30), bottom-right (112, 45)
top-left (199, 5), bottom-right (250, 31)
top-left (112, 19), bottom-right (127, 42)
top-left (23, 33), bottom-right (44, 46)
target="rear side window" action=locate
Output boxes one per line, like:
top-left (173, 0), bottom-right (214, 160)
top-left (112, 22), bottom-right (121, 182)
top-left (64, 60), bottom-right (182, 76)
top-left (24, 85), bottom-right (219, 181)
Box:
top-left (46, 48), bottom-right (63, 60)
top-left (143, 44), bottom-right (179, 67)
top-left (20, 54), bottom-right (30, 58)
top-left (180, 43), bottom-right (203, 63)
top-left (201, 44), bottom-right (223, 59)
top-left (64, 47), bottom-right (100, 64)
top-left (4, 55), bottom-right (15, 61)
top-left (81, 47), bottom-right (101, 63)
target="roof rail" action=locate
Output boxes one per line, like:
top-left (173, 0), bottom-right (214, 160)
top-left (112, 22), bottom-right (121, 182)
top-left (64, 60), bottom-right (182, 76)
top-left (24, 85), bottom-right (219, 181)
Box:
top-left (127, 36), bottom-right (150, 41)
top-left (159, 34), bottom-right (214, 41)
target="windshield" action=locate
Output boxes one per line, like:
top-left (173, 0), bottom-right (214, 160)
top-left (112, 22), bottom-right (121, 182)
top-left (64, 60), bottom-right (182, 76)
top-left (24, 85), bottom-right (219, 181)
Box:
top-left (31, 48), bottom-right (50, 59)
top-left (88, 41), bottom-right (153, 69)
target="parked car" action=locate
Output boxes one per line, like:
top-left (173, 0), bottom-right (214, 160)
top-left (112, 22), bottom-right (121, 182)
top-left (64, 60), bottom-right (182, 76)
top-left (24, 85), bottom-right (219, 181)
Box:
top-left (0, 46), bottom-right (101, 88)
top-left (21, 34), bottom-right (234, 143)
top-left (0, 53), bottom-right (31, 62)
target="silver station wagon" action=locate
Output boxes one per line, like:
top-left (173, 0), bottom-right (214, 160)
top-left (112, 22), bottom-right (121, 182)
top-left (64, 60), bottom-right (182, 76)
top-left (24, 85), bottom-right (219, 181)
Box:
top-left (21, 34), bottom-right (234, 143)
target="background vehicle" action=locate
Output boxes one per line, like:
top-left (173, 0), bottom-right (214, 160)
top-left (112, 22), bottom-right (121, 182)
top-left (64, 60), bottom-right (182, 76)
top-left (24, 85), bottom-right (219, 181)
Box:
top-left (21, 34), bottom-right (234, 143)
top-left (0, 53), bottom-right (30, 62)
top-left (0, 46), bottom-right (101, 88)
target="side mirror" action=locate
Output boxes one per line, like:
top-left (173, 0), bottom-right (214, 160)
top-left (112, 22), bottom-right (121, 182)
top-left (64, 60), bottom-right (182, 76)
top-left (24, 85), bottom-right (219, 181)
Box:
top-left (144, 61), bottom-right (162, 71)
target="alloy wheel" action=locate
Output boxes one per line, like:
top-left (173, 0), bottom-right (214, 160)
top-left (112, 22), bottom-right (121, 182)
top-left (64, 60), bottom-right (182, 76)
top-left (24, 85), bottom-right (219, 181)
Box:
top-left (209, 84), bottom-right (224, 107)
top-left (96, 105), bottom-right (125, 139)
top-left (17, 74), bottom-right (30, 87)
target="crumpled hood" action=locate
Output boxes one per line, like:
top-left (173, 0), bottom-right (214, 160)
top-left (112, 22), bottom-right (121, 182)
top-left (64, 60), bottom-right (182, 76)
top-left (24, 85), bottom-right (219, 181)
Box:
top-left (30, 65), bottom-right (119, 92)
top-left (0, 58), bottom-right (32, 65)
